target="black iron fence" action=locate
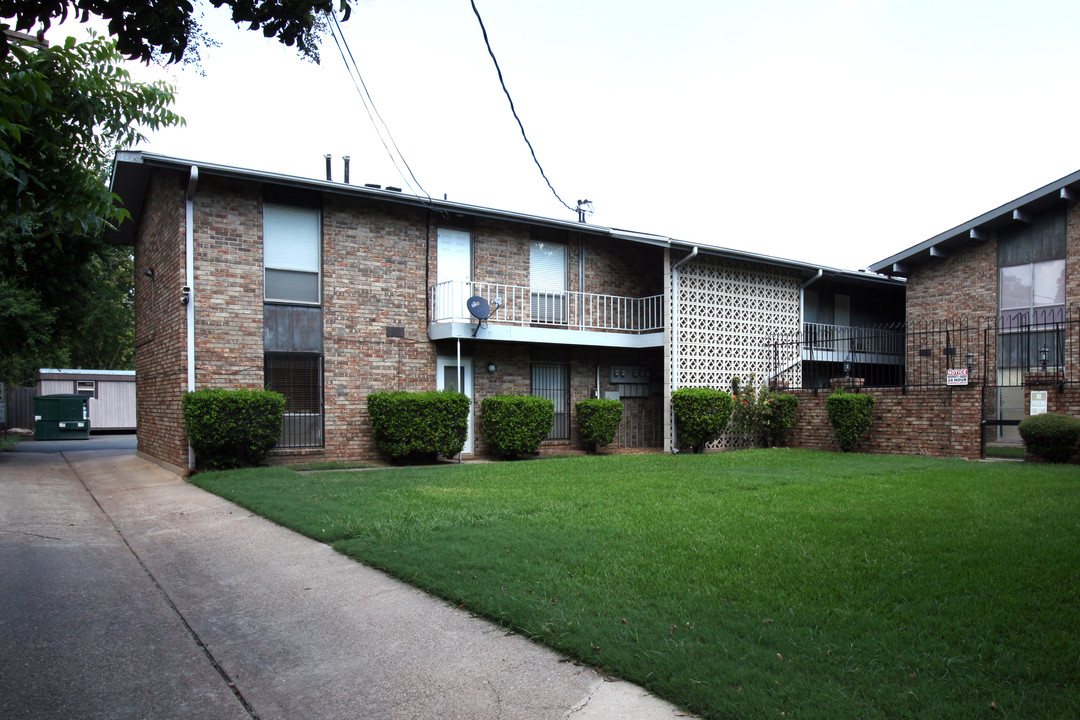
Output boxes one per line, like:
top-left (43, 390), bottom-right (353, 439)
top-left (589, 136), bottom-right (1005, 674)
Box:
top-left (769, 308), bottom-right (1080, 391)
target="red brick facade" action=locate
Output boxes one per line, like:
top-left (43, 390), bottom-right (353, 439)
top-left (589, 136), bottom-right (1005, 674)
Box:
top-left (133, 170), bottom-right (189, 472)
top-left (130, 166), bottom-right (665, 471)
top-left (786, 386), bottom-right (983, 459)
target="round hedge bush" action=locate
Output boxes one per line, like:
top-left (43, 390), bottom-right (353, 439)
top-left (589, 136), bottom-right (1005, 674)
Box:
top-left (1018, 413), bottom-right (1080, 463)
top-left (575, 398), bottom-right (623, 453)
top-left (672, 387), bottom-right (733, 454)
top-left (825, 390), bottom-right (875, 452)
top-left (481, 395), bottom-right (554, 458)
top-left (182, 388), bottom-right (285, 470)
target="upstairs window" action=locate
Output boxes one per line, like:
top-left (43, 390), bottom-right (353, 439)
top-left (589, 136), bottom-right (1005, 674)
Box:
top-left (999, 259), bottom-right (1065, 326)
top-left (264, 204), bottom-right (321, 305)
top-left (530, 240), bottom-right (567, 323)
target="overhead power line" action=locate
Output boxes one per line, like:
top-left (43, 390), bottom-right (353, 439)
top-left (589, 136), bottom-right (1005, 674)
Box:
top-left (469, 0), bottom-right (577, 215)
top-left (326, 12), bottom-right (431, 202)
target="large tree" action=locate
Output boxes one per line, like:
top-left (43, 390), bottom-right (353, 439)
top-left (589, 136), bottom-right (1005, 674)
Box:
top-left (0, 0), bottom-right (354, 64)
top-left (0, 34), bottom-right (177, 384)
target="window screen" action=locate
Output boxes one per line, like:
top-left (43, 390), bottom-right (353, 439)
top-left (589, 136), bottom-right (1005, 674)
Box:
top-left (530, 241), bottom-right (567, 323)
top-left (265, 204), bottom-right (321, 304)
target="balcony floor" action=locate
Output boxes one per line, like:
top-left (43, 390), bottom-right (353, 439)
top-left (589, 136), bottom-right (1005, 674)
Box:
top-left (428, 321), bottom-right (666, 348)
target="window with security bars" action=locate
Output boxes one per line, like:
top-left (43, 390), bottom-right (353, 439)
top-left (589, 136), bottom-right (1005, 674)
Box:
top-left (531, 362), bottom-right (569, 440)
top-left (264, 353), bottom-right (323, 447)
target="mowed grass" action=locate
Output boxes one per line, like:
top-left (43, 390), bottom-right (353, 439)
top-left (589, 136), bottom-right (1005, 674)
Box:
top-left (192, 450), bottom-right (1080, 720)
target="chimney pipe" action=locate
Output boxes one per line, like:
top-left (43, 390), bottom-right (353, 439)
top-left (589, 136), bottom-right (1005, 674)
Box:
top-left (324, 154), bottom-right (332, 182)
top-left (343, 156), bottom-right (350, 184)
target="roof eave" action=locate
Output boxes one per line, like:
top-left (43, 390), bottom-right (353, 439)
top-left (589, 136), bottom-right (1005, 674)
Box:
top-left (869, 168), bottom-right (1080, 276)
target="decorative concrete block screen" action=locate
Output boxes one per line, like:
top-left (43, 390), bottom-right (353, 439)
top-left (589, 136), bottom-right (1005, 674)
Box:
top-left (673, 255), bottom-right (802, 449)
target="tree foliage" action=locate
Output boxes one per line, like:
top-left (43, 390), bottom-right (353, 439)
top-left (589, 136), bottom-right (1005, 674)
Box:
top-left (1, 34), bottom-right (181, 243)
top-left (0, 0), bottom-right (355, 64)
top-left (0, 34), bottom-right (177, 384)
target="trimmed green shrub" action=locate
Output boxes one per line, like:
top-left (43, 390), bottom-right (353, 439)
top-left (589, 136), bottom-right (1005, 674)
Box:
top-left (761, 392), bottom-right (799, 447)
top-left (1018, 413), bottom-right (1080, 463)
top-left (826, 390), bottom-right (875, 452)
top-left (481, 395), bottom-right (554, 458)
top-left (672, 387), bottom-right (733, 454)
top-left (182, 388), bottom-right (285, 470)
top-left (575, 398), bottom-right (623, 453)
top-left (367, 390), bottom-right (470, 462)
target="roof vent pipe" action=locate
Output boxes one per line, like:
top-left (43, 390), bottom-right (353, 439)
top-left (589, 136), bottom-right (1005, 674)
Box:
top-left (324, 154), bottom-right (332, 182)
top-left (343, 156), bottom-right (350, 184)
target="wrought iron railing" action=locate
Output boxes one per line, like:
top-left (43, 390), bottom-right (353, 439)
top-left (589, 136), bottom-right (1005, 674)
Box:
top-left (769, 309), bottom-right (1080, 390)
top-left (430, 280), bottom-right (664, 334)
top-left (801, 322), bottom-right (905, 358)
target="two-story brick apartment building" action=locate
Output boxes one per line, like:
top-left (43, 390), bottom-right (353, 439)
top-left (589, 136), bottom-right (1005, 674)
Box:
top-left (107, 151), bottom-right (902, 474)
top-left (871, 168), bottom-right (1080, 448)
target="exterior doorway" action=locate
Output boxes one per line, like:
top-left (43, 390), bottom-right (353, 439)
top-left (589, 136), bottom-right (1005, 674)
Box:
top-left (437, 356), bottom-right (474, 454)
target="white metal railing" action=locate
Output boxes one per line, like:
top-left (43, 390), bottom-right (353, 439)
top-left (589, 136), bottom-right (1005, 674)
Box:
top-left (430, 281), bottom-right (664, 334)
top-left (802, 322), bottom-right (904, 356)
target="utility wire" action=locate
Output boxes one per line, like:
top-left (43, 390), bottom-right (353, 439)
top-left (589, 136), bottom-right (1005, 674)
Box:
top-left (326, 12), bottom-right (431, 202)
top-left (469, 0), bottom-right (577, 214)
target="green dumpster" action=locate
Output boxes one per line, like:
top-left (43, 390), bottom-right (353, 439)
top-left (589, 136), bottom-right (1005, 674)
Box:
top-left (34, 394), bottom-right (91, 441)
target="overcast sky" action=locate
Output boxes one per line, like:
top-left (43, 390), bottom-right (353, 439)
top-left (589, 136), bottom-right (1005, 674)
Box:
top-left (56, 0), bottom-right (1080, 270)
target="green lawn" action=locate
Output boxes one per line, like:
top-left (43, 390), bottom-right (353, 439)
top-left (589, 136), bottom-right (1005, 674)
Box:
top-left (192, 449), bottom-right (1080, 720)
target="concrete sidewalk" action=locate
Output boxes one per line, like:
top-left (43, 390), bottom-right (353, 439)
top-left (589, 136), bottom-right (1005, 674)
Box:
top-left (0, 448), bottom-right (688, 719)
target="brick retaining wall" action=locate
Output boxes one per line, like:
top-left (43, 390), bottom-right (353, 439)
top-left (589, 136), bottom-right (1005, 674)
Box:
top-left (786, 385), bottom-right (983, 460)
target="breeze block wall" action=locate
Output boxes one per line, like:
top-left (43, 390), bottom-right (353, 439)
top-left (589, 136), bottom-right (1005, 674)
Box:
top-left (672, 254), bottom-right (802, 450)
top-left (132, 168), bottom-right (190, 473)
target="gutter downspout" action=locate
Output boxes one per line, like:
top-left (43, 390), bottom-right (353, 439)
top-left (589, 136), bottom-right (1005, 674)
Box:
top-left (669, 246), bottom-right (698, 453)
top-left (186, 165), bottom-right (199, 472)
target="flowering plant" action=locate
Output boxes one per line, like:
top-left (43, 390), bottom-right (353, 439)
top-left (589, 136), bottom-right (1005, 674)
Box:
top-left (730, 375), bottom-right (799, 447)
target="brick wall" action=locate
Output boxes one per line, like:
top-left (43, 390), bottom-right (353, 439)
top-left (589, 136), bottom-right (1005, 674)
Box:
top-left (1022, 375), bottom-right (1080, 462)
top-left (905, 233), bottom-right (998, 325)
top-left (135, 172), bottom-right (668, 468)
top-left (786, 385), bottom-right (983, 460)
top-left (321, 197), bottom-right (435, 461)
top-left (469, 343), bottom-right (663, 457)
top-left (133, 168), bottom-right (190, 471)
top-left (192, 176), bottom-right (264, 391)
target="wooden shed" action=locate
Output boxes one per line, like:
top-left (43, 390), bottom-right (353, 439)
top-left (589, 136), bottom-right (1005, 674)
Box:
top-left (37, 369), bottom-right (136, 432)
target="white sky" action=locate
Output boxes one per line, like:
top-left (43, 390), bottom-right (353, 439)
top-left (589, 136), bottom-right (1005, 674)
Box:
top-left (50, 0), bottom-right (1080, 270)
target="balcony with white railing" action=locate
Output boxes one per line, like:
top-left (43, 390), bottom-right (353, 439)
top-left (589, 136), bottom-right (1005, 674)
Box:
top-left (801, 322), bottom-right (904, 365)
top-left (429, 281), bottom-right (665, 348)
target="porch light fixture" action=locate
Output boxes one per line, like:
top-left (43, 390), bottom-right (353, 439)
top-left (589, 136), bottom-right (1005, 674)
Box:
top-left (487, 363), bottom-right (496, 373)
top-left (1039, 344), bottom-right (1049, 371)
top-left (842, 360), bottom-right (851, 378)
top-left (965, 351), bottom-right (974, 376)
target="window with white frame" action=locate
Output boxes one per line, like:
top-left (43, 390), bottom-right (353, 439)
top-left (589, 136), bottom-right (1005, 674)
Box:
top-left (264, 204), bottom-right (321, 305)
top-left (530, 240), bottom-right (567, 323)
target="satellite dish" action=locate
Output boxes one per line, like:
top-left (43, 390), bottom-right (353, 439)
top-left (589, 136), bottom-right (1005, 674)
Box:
top-left (467, 296), bottom-right (491, 320)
